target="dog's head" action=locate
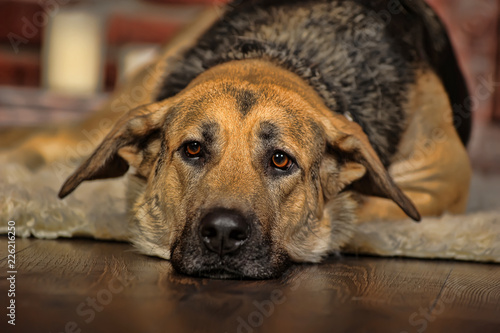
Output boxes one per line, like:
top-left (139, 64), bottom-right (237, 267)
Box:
top-left (59, 59), bottom-right (419, 279)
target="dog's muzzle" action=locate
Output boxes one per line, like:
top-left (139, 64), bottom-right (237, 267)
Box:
top-left (171, 207), bottom-right (290, 279)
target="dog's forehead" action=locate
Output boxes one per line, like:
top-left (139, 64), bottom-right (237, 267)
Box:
top-left (168, 80), bottom-right (325, 151)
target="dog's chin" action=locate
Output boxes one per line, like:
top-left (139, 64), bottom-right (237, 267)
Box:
top-left (195, 268), bottom-right (250, 280)
top-left (176, 265), bottom-right (288, 280)
top-left (171, 257), bottom-right (291, 280)
top-left (170, 246), bottom-right (291, 280)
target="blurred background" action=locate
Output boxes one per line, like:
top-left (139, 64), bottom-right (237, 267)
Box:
top-left (0, 0), bottom-right (498, 169)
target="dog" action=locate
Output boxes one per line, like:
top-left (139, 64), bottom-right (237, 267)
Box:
top-left (7, 0), bottom-right (473, 279)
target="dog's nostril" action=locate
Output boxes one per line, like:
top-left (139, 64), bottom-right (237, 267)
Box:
top-left (200, 226), bottom-right (217, 238)
top-left (199, 208), bottom-right (251, 256)
top-left (230, 229), bottom-right (247, 241)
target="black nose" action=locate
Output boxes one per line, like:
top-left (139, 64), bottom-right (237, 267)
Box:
top-left (199, 209), bottom-right (251, 256)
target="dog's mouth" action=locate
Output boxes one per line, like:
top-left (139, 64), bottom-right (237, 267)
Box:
top-left (172, 254), bottom-right (291, 280)
top-left (195, 267), bottom-right (247, 280)
top-left (171, 248), bottom-right (290, 280)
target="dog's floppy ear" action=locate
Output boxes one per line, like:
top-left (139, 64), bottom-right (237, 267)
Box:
top-left (58, 100), bottom-right (171, 199)
top-left (320, 113), bottom-right (421, 222)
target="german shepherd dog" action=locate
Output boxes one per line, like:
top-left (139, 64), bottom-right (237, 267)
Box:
top-left (14, 0), bottom-right (474, 278)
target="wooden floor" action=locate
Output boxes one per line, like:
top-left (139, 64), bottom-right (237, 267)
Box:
top-left (1, 238), bottom-right (499, 333)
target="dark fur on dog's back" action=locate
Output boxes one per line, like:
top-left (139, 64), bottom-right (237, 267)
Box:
top-left (157, 0), bottom-right (470, 166)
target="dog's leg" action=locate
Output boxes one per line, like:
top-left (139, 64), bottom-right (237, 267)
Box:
top-left (357, 152), bottom-right (471, 221)
top-left (357, 69), bottom-right (472, 222)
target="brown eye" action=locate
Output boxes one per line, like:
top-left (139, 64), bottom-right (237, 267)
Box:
top-left (185, 142), bottom-right (202, 157)
top-left (271, 151), bottom-right (292, 170)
